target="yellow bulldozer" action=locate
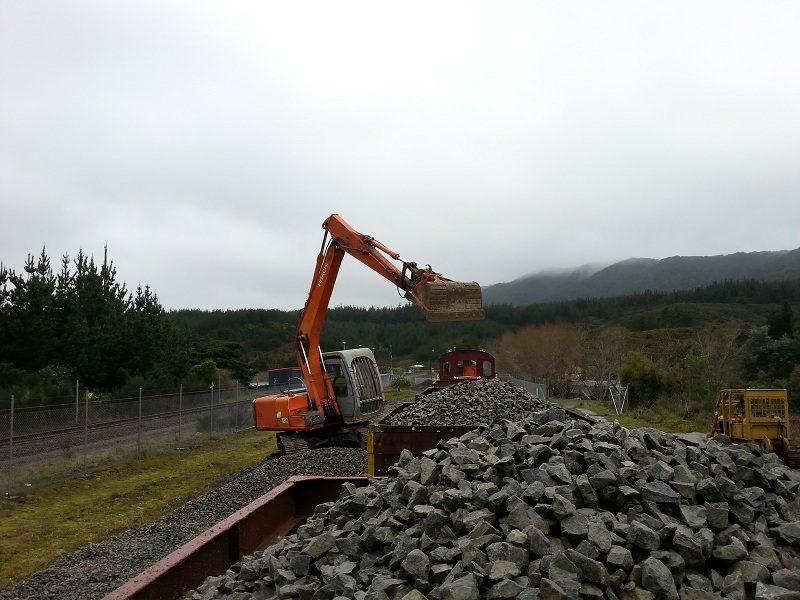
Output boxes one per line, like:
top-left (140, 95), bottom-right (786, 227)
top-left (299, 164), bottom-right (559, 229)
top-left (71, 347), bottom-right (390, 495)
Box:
top-left (709, 388), bottom-right (799, 468)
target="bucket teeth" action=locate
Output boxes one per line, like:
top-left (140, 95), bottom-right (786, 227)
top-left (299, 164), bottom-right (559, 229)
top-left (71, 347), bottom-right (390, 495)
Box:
top-left (415, 280), bottom-right (485, 322)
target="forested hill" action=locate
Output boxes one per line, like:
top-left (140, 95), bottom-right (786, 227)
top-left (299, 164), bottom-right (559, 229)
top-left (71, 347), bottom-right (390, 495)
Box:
top-left (4, 247), bottom-right (798, 408)
top-left (483, 247), bottom-right (800, 306)
top-left (170, 279), bottom-right (800, 368)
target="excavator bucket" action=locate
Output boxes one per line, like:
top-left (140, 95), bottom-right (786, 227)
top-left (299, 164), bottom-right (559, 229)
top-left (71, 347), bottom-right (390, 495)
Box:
top-left (414, 279), bottom-right (485, 322)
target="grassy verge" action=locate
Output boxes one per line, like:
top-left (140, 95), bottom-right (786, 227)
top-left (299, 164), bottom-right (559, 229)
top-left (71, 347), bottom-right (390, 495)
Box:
top-left (384, 389), bottom-right (417, 403)
top-left (562, 398), bottom-right (711, 433)
top-left (0, 429), bottom-right (276, 589)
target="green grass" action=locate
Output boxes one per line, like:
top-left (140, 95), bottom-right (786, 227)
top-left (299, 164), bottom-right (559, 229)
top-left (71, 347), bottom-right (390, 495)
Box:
top-left (7, 430), bottom-right (198, 489)
top-left (384, 388), bottom-right (417, 402)
top-left (0, 429), bottom-right (276, 590)
top-left (564, 398), bottom-right (711, 433)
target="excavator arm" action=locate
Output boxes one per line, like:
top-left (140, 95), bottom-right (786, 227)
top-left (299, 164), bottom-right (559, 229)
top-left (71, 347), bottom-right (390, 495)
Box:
top-left (297, 214), bottom-right (484, 422)
top-left (321, 215), bottom-right (484, 319)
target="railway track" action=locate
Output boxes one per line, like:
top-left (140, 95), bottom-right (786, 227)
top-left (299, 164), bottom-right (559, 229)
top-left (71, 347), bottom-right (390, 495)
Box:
top-left (0, 403), bottom-right (243, 451)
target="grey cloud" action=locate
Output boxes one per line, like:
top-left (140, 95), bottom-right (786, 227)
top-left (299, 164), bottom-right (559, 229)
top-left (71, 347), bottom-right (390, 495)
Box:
top-left (2, 2), bottom-right (799, 310)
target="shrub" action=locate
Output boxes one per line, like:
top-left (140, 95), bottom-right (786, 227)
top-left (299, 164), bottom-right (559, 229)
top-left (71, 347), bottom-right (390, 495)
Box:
top-left (392, 377), bottom-right (411, 391)
top-left (620, 352), bottom-right (664, 407)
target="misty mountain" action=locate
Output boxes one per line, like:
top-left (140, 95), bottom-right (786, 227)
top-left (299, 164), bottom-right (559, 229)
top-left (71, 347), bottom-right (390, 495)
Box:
top-left (483, 248), bottom-right (800, 306)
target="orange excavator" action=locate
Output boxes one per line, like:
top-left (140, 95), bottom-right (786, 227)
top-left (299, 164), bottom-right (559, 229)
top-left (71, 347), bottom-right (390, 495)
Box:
top-left (253, 214), bottom-right (484, 452)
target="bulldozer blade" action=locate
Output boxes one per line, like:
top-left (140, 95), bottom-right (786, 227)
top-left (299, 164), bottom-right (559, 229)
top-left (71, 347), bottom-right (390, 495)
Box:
top-left (415, 279), bottom-right (485, 322)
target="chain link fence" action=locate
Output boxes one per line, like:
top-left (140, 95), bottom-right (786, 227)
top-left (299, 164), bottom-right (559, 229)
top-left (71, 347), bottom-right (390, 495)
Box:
top-left (2, 384), bottom-right (260, 498)
top-left (7, 376), bottom-right (794, 498)
top-left (498, 374), bottom-right (548, 400)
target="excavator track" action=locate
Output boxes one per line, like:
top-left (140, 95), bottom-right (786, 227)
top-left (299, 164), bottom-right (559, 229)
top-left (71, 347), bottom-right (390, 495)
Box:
top-left (275, 425), bottom-right (366, 457)
top-left (276, 432), bottom-right (310, 455)
top-left (271, 398), bottom-right (407, 458)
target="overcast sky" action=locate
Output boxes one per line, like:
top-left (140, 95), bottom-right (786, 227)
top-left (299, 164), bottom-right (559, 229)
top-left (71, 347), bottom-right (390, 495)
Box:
top-left (2, 2), bottom-right (799, 312)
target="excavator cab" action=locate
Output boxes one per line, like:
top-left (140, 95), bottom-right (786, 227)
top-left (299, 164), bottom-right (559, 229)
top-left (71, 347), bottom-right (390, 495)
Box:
top-left (253, 348), bottom-right (384, 433)
top-left (414, 279), bottom-right (485, 322)
top-left (322, 349), bottom-right (384, 422)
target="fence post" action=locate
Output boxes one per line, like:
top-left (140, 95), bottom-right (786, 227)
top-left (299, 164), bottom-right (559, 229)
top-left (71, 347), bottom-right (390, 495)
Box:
top-left (209, 383), bottom-right (214, 438)
top-left (235, 381), bottom-right (239, 432)
top-left (5, 395), bottom-right (14, 498)
top-left (177, 383), bottom-right (183, 447)
top-left (83, 390), bottom-right (89, 476)
top-left (75, 380), bottom-right (79, 425)
top-left (137, 388), bottom-right (142, 459)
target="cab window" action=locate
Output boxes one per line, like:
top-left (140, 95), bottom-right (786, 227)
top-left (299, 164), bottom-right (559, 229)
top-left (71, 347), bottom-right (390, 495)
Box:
top-left (329, 364), bottom-right (348, 396)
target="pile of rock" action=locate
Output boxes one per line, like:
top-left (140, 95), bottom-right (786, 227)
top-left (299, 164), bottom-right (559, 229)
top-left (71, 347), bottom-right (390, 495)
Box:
top-left (387, 379), bottom-right (549, 427)
top-left (187, 406), bottom-right (800, 600)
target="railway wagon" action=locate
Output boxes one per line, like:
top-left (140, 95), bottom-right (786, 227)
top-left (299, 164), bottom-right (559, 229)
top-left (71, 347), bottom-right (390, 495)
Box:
top-left (103, 476), bottom-right (368, 600)
top-left (417, 349), bottom-right (495, 396)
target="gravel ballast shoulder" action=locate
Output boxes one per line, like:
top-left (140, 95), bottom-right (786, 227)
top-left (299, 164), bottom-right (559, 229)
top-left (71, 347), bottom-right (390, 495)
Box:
top-left (0, 447), bottom-right (367, 600)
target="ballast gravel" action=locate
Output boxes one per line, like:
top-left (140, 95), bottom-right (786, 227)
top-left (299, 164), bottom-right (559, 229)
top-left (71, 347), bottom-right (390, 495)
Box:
top-left (0, 447), bottom-right (367, 600)
top-left (387, 379), bottom-right (548, 426)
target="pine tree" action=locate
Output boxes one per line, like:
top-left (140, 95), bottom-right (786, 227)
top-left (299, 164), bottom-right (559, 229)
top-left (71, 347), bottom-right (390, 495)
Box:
top-left (767, 302), bottom-right (795, 339)
top-left (5, 248), bottom-right (57, 371)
